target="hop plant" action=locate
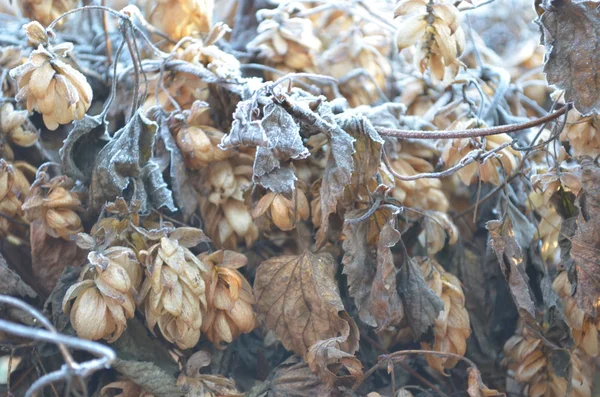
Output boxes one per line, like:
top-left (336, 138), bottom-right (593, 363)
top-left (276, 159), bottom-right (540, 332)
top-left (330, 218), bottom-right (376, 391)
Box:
top-left (503, 327), bottom-right (592, 397)
top-left (22, 173), bottom-right (83, 240)
top-left (419, 258), bottom-right (470, 373)
top-left (146, 0), bottom-right (213, 42)
top-left (139, 230), bottom-right (210, 350)
top-left (0, 46), bottom-right (23, 97)
top-left (559, 111), bottom-right (600, 158)
top-left (252, 189), bottom-right (310, 231)
top-left (198, 156), bottom-right (258, 249)
top-left (553, 272), bottom-right (599, 357)
top-left (247, 3), bottom-right (322, 77)
top-left (440, 119), bottom-right (521, 186)
top-left (394, 0), bottom-right (465, 83)
top-left (63, 247), bottom-right (141, 342)
top-left (200, 250), bottom-right (256, 346)
top-left (10, 22), bottom-right (92, 130)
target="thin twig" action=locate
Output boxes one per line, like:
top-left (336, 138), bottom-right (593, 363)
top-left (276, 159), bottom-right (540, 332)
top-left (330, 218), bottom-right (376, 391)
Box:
top-left (376, 104), bottom-right (570, 139)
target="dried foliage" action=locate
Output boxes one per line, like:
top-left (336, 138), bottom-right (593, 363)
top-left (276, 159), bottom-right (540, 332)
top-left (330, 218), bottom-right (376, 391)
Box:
top-left (0, 0), bottom-right (598, 396)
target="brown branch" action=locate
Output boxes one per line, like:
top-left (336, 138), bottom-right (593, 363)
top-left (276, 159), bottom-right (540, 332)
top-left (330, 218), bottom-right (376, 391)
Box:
top-left (376, 104), bottom-right (570, 140)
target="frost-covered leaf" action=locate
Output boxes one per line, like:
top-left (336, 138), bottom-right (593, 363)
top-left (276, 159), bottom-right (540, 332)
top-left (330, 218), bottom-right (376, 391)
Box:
top-left (253, 103), bottom-right (309, 193)
top-left (538, 0), bottom-right (600, 115)
top-left (396, 256), bottom-right (444, 339)
top-left (112, 360), bottom-right (181, 397)
top-left (59, 115), bottom-right (109, 183)
top-left (487, 216), bottom-right (537, 326)
top-left (342, 208), bottom-right (403, 328)
top-left (254, 251), bottom-right (359, 358)
top-left (220, 98), bottom-right (269, 148)
top-left (153, 109), bottom-right (198, 220)
top-left (89, 110), bottom-right (175, 214)
top-left (306, 336), bottom-right (363, 387)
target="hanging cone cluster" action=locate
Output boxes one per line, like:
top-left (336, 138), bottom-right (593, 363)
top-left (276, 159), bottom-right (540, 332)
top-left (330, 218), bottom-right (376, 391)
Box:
top-left (10, 22), bottom-right (92, 130)
top-left (200, 250), bottom-right (256, 346)
top-left (0, 102), bottom-right (38, 160)
top-left (145, 0), bottom-right (213, 42)
top-left (0, 160), bottom-right (32, 241)
top-left (18, 0), bottom-right (78, 27)
top-left (63, 247), bottom-right (141, 342)
top-left (559, 111), bottom-right (600, 158)
top-left (139, 235), bottom-right (210, 350)
top-left (394, 0), bottom-right (465, 82)
top-left (503, 327), bottom-right (592, 397)
top-left (22, 173), bottom-right (82, 240)
top-left (553, 272), bottom-right (599, 357)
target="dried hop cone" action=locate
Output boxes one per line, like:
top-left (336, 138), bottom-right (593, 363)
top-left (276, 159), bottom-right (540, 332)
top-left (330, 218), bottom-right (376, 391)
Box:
top-left (63, 247), bottom-right (142, 342)
top-left (394, 0), bottom-right (465, 83)
top-left (172, 102), bottom-right (231, 169)
top-left (252, 189), bottom-right (310, 231)
top-left (0, 102), bottom-right (38, 160)
top-left (440, 119), bottom-right (521, 186)
top-left (10, 22), bottom-right (93, 130)
top-left (560, 111), bottom-right (600, 158)
top-left (139, 232), bottom-right (210, 350)
top-left (18, 0), bottom-right (78, 27)
top-left (146, 0), bottom-right (213, 42)
top-left (553, 272), bottom-right (599, 357)
top-left (200, 250), bottom-right (256, 346)
top-left (22, 173), bottom-right (82, 240)
top-left (247, 3), bottom-right (322, 77)
top-left (199, 156), bottom-right (259, 249)
top-left (0, 160), bottom-right (32, 239)
top-left (419, 258), bottom-right (470, 373)
top-left (503, 327), bottom-right (592, 397)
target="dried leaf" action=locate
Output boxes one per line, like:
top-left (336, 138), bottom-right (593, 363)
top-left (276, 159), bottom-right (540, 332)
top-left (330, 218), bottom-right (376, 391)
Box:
top-left (220, 98), bottom-right (269, 148)
top-left (59, 115), bottom-right (109, 183)
top-left (254, 251), bottom-right (359, 358)
top-left (306, 336), bottom-right (363, 387)
top-left (467, 368), bottom-right (502, 397)
top-left (112, 360), bottom-right (181, 397)
top-left (89, 110), bottom-right (175, 214)
top-left (487, 216), bottom-right (538, 326)
top-left (0, 252), bottom-right (36, 299)
top-left (30, 220), bottom-right (87, 297)
top-left (153, 110), bottom-right (198, 220)
top-left (342, 208), bottom-right (404, 328)
top-left (396, 256), bottom-right (443, 339)
top-left (567, 157), bottom-right (600, 317)
top-left (248, 355), bottom-right (333, 397)
top-left (317, 123), bottom-right (355, 247)
top-left (538, 0), bottom-right (600, 115)
top-left (336, 114), bottom-right (384, 189)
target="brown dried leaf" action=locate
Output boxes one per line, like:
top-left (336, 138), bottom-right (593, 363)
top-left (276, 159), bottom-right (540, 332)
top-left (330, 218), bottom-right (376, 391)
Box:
top-left (342, 208), bottom-right (404, 328)
top-left (0, 252), bottom-right (36, 299)
top-left (396, 256), bottom-right (444, 339)
top-left (306, 336), bottom-right (363, 387)
top-left (30, 220), bottom-right (87, 297)
top-left (249, 355), bottom-right (333, 397)
top-left (487, 216), bottom-right (538, 326)
top-left (538, 0), bottom-right (600, 115)
top-left (568, 157), bottom-right (600, 317)
top-left (254, 251), bottom-right (359, 358)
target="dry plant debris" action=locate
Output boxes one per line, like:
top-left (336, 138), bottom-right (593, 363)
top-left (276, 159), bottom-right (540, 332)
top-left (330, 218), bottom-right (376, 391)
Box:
top-left (0, 0), bottom-right (598, 396)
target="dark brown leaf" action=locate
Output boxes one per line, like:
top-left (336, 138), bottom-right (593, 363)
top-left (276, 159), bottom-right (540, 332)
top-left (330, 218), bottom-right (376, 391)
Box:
top-left (342, 208), bottom-right (403, 328)
top-left (538, 0), bottom-right (600, 115)
top-left (396, 256), bottom-right (443, 339)
top-left (0, 252), bottom-right (36, 299)
top-left (253, 251), bottom-right (359, 358)
top-left (487, 216), bottom-right (538, 326)
top-left (30, 220), bottom-right (87, 297)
